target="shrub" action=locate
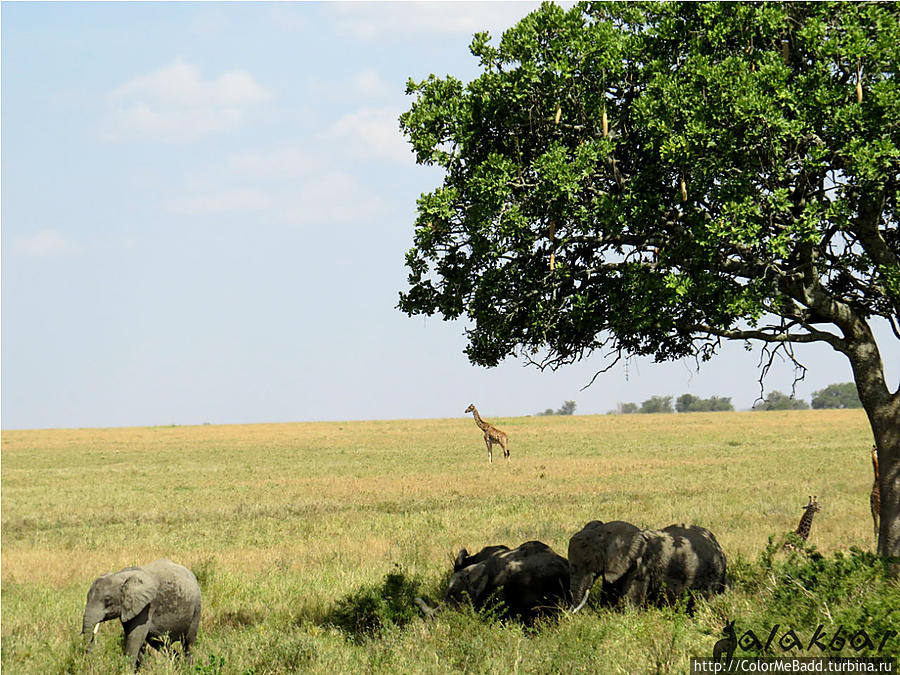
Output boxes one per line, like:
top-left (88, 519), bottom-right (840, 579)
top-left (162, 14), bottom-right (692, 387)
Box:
top-left (730, 540), bottom-right (900, 655)
top-left (324, 567), bottom-right (425, 639)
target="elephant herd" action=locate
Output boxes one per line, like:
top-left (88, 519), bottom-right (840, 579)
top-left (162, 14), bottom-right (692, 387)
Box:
top-left (416, 520), bottom-right (728, 622)
top-left (82, 520), bottom-right (727, 668)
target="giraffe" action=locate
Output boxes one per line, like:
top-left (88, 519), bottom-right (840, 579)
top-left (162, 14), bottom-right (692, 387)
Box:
top-left (871, 445), bottom-right (880, 542)
top-left (464, 404), bottom-right (509, 463)
top-left (784, 496), bottom-right (821, 551)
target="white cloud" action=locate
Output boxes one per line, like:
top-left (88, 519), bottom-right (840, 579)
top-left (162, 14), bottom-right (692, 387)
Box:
top-left (323, 106), bottom-right (412, 164)
top-left (167, 188), bottom-right (274, 215)
top-left (278, 171), bottom-right (387, 225)
top-left (168, 146), bottom-right (389, 226)
top-left (10, 230), bottom-right (79, 257)
top-left (332, 1), bottom-right (543, 41)
top-left (351, 68), bottom-right (393, 99)
top-left (226, 148), bottom-right (321, 180)
top-left (105, 59), bottom-right (272, 142)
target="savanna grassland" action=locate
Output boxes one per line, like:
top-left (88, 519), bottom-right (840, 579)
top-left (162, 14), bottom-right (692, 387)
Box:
top-left (2, 410), bottom-right (898, 673)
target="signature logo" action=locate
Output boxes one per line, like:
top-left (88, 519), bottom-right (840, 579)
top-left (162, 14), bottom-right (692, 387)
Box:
top-left (712, 620), bottom-right (896, 662)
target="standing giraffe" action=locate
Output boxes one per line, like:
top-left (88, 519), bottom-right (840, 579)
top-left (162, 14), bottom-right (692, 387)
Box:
top-left (871, 445), bottom-right (880, 542)
top-left (784, 496), bottom-right (821, 551)
top-left (464, 404), bottom-right (509, 463)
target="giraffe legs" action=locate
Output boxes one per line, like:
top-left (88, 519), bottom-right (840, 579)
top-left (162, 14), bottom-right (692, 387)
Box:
top-left (485, 437), bottom-right (493, 463)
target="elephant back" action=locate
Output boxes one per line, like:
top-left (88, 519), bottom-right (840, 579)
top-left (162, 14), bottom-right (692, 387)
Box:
top-left (142, 559), bottom-right (203, 606)
top-left (656, 525), bottom-right (728, 595)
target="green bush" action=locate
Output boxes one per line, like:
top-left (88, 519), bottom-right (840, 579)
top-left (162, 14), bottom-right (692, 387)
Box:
top-left (324, 567), bottom-right (426, 639)
top-left (727, 539), bottom-right (900, 656)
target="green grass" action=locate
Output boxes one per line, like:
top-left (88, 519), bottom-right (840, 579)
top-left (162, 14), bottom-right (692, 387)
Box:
top-left (2, 410), bottom-right (898, 673)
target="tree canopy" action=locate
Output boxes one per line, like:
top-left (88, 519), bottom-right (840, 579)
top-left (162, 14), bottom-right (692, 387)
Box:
top-left (399, 1), bottom-right (897, 385)
top-left (811, 382), bottom-right (863, 409)
top-left (398, 2), bottom-right (899, 559)
top-left (640, 395), bottom-right (674, 414)
top-left (676, 393), bottom-right (734, 412)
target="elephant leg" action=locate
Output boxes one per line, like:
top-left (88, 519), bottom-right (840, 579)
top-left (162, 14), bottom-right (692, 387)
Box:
top-left (122, 606), bottom-right (152, 670)
top-left (183, 611), bottom-right (200, 663)
top-left (123, 624), bottom-right (150, 670)
top-left (625, 577), bottom-right (650, 606)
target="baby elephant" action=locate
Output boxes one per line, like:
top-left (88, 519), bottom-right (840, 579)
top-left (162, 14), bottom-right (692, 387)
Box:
top-left (437, 540), bottom-right (571, 622)
top-left (82, 558), bottom-right (202, 669)
top-left (568, 520), bottom-right (727, 611)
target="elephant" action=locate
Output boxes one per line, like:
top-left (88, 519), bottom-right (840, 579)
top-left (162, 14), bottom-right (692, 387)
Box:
top-left (453, 544), bottom-right (510, 571)
top-left (568, 520), bottom-right (728, 612)
top-left (418, 540), bottom-right (571, 622)
top-left (82, 559), bottom-right (202, 669)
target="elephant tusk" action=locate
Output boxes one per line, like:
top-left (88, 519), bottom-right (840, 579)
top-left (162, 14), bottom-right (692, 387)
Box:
top-left (570, 589), bottom-right (590, 614)
top-left (92, 623), bottom-right (100, 636)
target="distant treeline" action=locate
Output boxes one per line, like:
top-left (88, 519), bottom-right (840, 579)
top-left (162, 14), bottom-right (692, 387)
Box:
top-left (607, 383), bottom-right (861, 414)
top-left (608, 394), bottom-right (732, 415)
top-left (536, 401), bottom-right (577, 416)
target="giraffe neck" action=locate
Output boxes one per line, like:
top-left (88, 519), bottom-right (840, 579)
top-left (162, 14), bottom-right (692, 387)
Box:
top-left (795, 507), bottom-right (817, 539)
top-left (471, 408), bottom-right (490, 431)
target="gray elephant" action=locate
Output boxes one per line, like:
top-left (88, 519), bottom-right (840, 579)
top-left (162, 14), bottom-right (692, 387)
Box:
top-left (419, 540), bottom-right (570, 622)
top-left (82, 558), bottom-right (202, 669)
top-left (568, 520), bottom-right (727, 611)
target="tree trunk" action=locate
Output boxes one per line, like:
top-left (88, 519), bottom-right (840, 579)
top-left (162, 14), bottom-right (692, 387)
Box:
top-left (872, 401), bottom-right (900, 570)
top-left (844, 328), bottom-right (900, 575)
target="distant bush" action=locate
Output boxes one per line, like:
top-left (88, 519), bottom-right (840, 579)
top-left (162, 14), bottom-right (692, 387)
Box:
top-left (752, 391), bottom-right (810, 411)
top-left (640, 396), bottom-right (674, 414)
top-left (324, 567), bottom-right (425, 639)
top-left (537, 401), bottom-right (577, 416)
top-left (811, 382), bottom-right (862, 409)
top-left (675, 394), bottom-right (734, 412)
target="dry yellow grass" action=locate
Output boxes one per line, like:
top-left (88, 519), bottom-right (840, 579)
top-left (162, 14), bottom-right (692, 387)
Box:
top-left (1, 410), bottom-right (885, 673)
top-left (2, 410), bottom-right (875, 583)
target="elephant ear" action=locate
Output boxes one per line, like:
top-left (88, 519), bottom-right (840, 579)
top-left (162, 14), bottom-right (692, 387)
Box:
top-left (120, 571), bottom-right (158, 623)
top-left (604, 531), bottom-right (647, 585)
top-left (454, 549), bottom-right (470, 572)
top-left (467, 564), bottom-right (492, 604)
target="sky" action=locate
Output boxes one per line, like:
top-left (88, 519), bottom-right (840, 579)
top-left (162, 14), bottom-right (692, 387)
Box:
top-left (2, 1), bottom-right (898, 430)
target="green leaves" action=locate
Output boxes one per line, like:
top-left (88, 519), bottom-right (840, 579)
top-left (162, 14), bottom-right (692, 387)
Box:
top-left (399, 1), bottom-right (900, 370)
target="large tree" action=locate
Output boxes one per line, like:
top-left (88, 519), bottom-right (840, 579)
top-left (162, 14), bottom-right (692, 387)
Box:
top-left (398, 2), bottom-right (899, 562)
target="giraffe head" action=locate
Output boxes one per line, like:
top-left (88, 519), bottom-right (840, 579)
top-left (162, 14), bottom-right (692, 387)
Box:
top-left (803, 496), bottom-right (821, 513)
top-left (465, 404), bottom-right (476, 414)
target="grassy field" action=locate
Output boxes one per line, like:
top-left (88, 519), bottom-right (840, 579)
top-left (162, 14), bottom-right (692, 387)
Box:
top-left (2, 410), bottom-right (898, 673)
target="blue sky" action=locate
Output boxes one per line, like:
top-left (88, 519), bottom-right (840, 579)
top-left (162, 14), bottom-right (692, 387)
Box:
top-left (2, 2), bottom-right (897, 430)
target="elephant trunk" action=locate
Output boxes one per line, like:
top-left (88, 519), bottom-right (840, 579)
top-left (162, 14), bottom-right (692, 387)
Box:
top-left (569, 573), bottom-right (596, 613)
top-left (81, 608), bottom-right (104, 649)
top-left (413, 597), bottom-right (441, 618)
